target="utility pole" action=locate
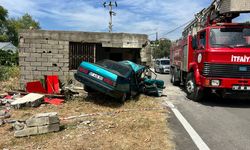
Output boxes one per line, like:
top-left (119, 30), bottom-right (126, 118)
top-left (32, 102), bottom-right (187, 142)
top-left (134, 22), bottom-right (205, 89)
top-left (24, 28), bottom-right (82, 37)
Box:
top-left (156, 32), bottom-right (158, 41)
top-left (103, 1), bottom-right (117, 33)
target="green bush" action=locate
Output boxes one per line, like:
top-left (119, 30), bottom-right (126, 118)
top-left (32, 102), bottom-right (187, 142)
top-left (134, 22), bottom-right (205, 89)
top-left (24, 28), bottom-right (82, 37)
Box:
top-left (0, 49), bottom-right (18, 66)
top-left (0, 66), bottom-right (19, 81)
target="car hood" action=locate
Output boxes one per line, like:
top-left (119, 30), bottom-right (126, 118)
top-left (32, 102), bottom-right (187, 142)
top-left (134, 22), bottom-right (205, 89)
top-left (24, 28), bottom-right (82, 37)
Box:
top-left (119, 61), bottom-right (145, 73)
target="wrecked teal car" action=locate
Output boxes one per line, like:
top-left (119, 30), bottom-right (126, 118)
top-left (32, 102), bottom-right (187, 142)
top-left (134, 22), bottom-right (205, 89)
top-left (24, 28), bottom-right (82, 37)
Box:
top-left (74, 59), bottom-right (165, 101)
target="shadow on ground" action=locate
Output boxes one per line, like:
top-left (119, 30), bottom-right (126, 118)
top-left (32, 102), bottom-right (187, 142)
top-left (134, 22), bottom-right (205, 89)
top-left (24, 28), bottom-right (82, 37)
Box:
top-left (177, 85), bottom-right (250, 108)
top-left (83, 92), bottom-right (124, 108)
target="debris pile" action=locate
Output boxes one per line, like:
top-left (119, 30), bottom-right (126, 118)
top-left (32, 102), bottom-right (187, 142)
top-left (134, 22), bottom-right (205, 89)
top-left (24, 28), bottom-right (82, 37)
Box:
top-left (13, 112), bottom-right (60, 137)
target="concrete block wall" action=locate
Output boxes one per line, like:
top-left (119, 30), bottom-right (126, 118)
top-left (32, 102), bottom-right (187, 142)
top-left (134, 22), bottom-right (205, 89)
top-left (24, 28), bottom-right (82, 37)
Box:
top-left (19, 30), bottom-right (150, 88)
top-left (19, 36), bottom-right (71, 87)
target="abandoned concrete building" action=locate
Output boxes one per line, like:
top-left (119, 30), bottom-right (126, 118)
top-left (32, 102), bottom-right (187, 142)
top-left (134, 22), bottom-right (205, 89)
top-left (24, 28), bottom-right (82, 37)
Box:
top-left (18, 30), bottom-right (151, 87)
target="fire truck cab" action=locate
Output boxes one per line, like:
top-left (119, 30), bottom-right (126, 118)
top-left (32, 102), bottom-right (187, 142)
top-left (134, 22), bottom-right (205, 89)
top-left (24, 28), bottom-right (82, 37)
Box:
top-left (170, 0), bottom-right (250, 101)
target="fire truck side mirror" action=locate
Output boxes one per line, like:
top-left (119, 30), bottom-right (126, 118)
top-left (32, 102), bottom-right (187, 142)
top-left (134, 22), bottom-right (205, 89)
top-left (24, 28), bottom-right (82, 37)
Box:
top-left (192, 36), bottom-right (198, 50)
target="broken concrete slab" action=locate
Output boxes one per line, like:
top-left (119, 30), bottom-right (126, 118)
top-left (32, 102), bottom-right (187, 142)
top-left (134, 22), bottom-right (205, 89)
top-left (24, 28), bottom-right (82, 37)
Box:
top-left (0, 110), bottom-right (11, 119)
top-left (11, 93), bottom-right (44, 108)
top-left (14, 112), bottom-right (60, 137)
top-left (38, 123), bottom-right (60, 134)
top-left (14, 126), bottom-right (38, 137)
top-left (26, 112), bottom-right (59, 127)
top-left (13, 121), bottom-right (25, 130)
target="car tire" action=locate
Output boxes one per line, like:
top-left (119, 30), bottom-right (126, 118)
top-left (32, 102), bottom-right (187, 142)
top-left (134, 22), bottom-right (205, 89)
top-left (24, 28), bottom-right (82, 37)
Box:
top-left (84, 85), bottom-right (95, 93)
top-left (120, 93), bottom-right (127, 102)
top-left (185, 72), bottom-right (204, 102)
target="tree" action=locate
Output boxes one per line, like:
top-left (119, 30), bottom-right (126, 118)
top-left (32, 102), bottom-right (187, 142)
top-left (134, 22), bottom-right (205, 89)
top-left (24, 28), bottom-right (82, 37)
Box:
top-left (0, 6), bottom-right (9, 42)
top-left (152, 39), bottom-right (172, 58)
top-left (0, 6), bottom-right (40, 46)
top-left (8, 13), bottom-right (40, 46)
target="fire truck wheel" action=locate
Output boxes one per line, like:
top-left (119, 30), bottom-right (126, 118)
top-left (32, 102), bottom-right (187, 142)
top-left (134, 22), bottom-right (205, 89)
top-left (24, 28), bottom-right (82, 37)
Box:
top-left (186, 72), bottom-right (203, 102)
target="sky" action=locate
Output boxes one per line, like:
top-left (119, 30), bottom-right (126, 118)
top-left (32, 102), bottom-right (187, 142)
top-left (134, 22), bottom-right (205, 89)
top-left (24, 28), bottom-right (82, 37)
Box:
top-left (0, 0), bottom-right (249, 40)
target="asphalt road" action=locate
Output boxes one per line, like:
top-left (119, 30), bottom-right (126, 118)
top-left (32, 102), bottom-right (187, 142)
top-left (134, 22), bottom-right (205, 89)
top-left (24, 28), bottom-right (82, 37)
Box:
top-left (157, 73), bottom-right (250, 150)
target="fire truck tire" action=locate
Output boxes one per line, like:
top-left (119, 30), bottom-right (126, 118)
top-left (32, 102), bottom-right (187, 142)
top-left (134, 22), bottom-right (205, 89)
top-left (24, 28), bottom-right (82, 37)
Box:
top-left (185, 72), bottom-right (203, 102)
top-left (171, 68), bottom-right (180, 86)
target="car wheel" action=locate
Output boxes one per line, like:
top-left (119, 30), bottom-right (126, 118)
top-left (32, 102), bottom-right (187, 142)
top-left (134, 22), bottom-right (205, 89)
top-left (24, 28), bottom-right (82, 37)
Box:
top-left (120, 93), bottom-right (127, 102)
top-left (185, 72), bottom-right (203, 102)
top-left (157, 90), bottom-right (162, 97)
top-left (84, 85), bottom-right (95, 93)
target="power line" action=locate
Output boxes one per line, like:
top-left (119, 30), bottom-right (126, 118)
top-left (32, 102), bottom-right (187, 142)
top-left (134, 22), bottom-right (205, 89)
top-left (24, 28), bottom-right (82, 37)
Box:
top-left (160, 19), bottom-right (193, 37)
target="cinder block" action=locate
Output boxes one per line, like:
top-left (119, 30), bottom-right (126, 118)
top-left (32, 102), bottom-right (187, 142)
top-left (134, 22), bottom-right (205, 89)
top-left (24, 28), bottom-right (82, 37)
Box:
top-left (36, 49), bottom-right (46, 53)
top-left (35, 39), bottom-right (48, 44)
top-left (63, 55), bottom-right (69, 59)
top-left (31, 62), bottom-right (42, 66)
top-left (25, 67), bottom-right (37, 71)
top-left (27, 112), bottom-right (58, 124)
top-left (59, 59), bottom-right (69, 63)
top-left (59, 41), bottom-right (68, 45)
top-left (33, 71), bottom-right (41, 75)
top-left (26, 116), bottom-right (59, 127)
top-left (48, 58), bottom-right (59, 63)
top-left (25, 75), bottom-right (34, 80)
top-left (38, 123), bottom-right (60, 134)
top-left (56, 63), bottom-right (64, 67)
top-left (37, 57), bottom-right (48, 62)
top-left (19, 62), bottom-right (30, 67)
top-left (53, 55), bottom-right (63, 59)
top-left (37, 67), bottom-right (47, 71)
top-left (42, 44), bottom-right (52, 49)
top-left (64, 63), bottom-right (69, 67)
top-left (21, 43), bottom-right (30, 48)
top-left (25, 57), bottom-right (36, 62)
top-left (48, 40), bottom-right (59, 45)
top-left (61, 68), bottom-right (69, 72)
top-left (42, 62), bottom-right (52, 67)
top-left (19, 53), bottom-right (30, 57)
top-left (31, 53), bottom-right (42, 58)
top-left (19, 57), bottom-right (25, 62)
top-left (48, 67), bottom-right (59, 71)
top-left (14, 126), bottom-right (38, 137)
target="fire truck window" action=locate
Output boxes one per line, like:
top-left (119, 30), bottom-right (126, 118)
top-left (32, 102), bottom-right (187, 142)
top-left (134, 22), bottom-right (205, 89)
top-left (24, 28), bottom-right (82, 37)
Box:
top-left (192, 35), bottom-right (198, 49)
top-left (199, 31), bottom-right (206, 49)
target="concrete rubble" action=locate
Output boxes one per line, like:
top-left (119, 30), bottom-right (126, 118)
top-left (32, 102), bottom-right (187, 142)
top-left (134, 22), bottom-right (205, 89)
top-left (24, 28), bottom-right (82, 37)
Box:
top-left (11, 93), bottom-right (44, 108)
top-left (0, 110), bottom-right (11, 126)
top-left (13, 112), bottom-right (60, 137)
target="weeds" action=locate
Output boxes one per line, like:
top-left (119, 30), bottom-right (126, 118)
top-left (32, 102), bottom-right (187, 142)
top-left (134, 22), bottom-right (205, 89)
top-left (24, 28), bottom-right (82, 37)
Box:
top-left (0, 66), bottom-right (19, 81)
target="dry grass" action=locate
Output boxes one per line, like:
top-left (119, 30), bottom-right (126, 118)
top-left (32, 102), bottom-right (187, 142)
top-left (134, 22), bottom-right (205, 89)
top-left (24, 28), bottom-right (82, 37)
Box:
top-left (0, 93), bottom-right (173, 150)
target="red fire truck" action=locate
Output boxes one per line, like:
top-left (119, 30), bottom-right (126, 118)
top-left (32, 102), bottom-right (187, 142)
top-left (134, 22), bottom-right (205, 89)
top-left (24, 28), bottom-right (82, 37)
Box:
top-left (170, 0), bottom-right (250, 101)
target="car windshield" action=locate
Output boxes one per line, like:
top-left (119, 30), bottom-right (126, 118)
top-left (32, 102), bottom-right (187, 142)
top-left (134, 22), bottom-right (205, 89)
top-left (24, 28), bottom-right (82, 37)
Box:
top-left (161, 60), bottom-right (170, 65)
top-left (210, 28), bottom-right (250, 48)
top-left (96, 60), bottom-right (132, 77)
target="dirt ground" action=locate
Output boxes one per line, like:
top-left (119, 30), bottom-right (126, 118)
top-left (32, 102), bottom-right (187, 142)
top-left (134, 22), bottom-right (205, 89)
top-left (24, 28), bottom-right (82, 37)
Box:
top-left (0, 91), bottom-right (173, 150)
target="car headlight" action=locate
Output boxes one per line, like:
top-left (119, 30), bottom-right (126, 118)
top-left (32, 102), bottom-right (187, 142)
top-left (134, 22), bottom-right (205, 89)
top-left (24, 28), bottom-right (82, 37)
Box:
top-left (211, 80), bottom-right (220, 86)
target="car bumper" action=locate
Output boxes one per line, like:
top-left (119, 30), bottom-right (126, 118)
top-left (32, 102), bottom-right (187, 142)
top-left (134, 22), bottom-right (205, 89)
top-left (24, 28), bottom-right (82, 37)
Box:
top-left (74, 73), bottom-right (124, 99)
top-left (160, 68), bottom-right (170, 73)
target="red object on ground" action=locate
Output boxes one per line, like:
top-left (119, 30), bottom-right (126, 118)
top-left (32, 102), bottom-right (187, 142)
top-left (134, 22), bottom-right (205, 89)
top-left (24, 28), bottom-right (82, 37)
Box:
top-left (4, 95), bottom-right (13, 99)
top-left (45, 75), bottom-right (60, 94)
top-left (26, 81), bottom-right (47, 93)
top-left (44, 97), bottom-right (64, 105)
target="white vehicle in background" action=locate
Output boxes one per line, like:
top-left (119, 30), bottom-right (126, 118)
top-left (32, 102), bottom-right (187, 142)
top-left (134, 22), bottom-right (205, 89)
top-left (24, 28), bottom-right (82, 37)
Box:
top-left (154, 58), bottom-right (170, 74)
